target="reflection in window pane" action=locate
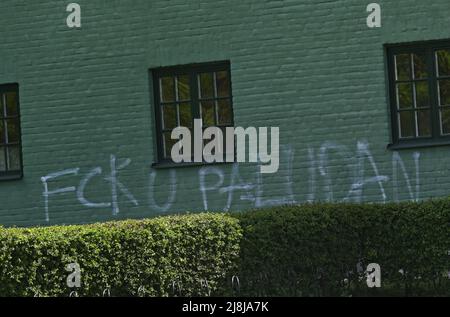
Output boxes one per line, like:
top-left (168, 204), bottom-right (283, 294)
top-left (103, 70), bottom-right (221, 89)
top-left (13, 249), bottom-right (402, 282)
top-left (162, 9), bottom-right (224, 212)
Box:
top-left (5, 92), bottom-right (18, 116)
top-left (7, 146), bottom-right (20, 171)
top-left (413, 53), bottom-right (428, 79)
top-left (415, 81), bottom-right (429, 108)
top-left (438, 79), bottom-right (450, 106)
top-left (0, 147), bottom-right (6, 172)
top-left (160, 77), bottom-right (175, 102)
top-left (201, 101), bottom-right (215, 126)
top-left (0, 121), bottom-right (3, 143)
top-left (397, 83), bottom-right (413, 109)
top-left (0, 94), bottom-right (4, 117)
top-left (162, 104), bottom-right (177, 129)
top-left (417, 110), bottom-right (431, 137)
top-left (216, 71), bottom-right (230, 98)
top-left (179, 103), bottom-right (192, 127)
top-left (437, 49), bottom-right (450, 77)
top-left (199, 73), bottom-right (214, 99)
top-left (0, 147), bottom-right (5, 171)
top-left (163, 132), bottom-right (177, 158)
top-left (441, 108), bottom-right (450, 135)
top-left (6, 119), bottom-right (19, 143)
top-left (218, 99), bottom-right (232, 125)
top-left (177, 75), bottom-right (190, 101)
top-left (399, 111), bottom-right (414, 138)
top-left (395, 54), bottom-right (411, 81)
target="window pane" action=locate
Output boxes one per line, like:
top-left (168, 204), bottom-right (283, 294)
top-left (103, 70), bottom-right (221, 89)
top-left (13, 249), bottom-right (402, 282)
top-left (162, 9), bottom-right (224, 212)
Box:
top-left (163, 132), bottom-right (177, 159)
top-left (177, 75), bottom-right (190, 101)
top-left (155, 63), bottom-right (232, 162)
top-left (437, 49), bottom-right (450, 77)
top-left (441, 108), bottom-right (450, 134)
top-left (0, 147), bottom-right (5, 171)
top-left (199, 73), bottom-right (214, 99)
top-left (438, 79), bottom-right (450, 106)
top-left (201, 101), bottom-right (215, 126)
top-left (5, 91), bottom-right (18, 116)
top-left (0, 94), bottom-right (4, 118)
top-left (413, 53), bottom-right (428, 79)
top-left (160, 77), bottom-right (175, 102)
top-left (218, 99), bottom-right (232, 125)
top-left (397, 83), bottom-right (413, 109)
top-left (216, 71), bottom-right (230, 98)
top-left (7, 146), bottom-right (20, 171)
top-left (6, 119), bottom-right (20, 143)
top-left (162, 104), bottom-right (177, 129)
top-left (415, 81), bottom-right (429, 108)
top-left (399, 111), bottom-right (415, 138)
top-left (395, 54), bottom-right (411, 81)
top-left (179, 103), bottom-right (192, 127)
top-left (0, 121), bottom-right (3, 144)
top-left (417, 110), bottom-right (431, 137)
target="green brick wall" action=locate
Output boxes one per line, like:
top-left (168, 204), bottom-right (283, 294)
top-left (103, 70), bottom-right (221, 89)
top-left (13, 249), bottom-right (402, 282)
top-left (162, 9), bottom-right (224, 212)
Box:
top-left (1, 0), bottom-right (450, 226)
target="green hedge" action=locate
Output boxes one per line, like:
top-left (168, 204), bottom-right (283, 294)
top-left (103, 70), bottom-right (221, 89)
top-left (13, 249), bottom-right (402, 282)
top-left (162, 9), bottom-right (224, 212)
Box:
top-left (0, 213), bottom-right (242, 297)
top-left (0, 200), bottom-right (448, 296)
top-left (232, 200), bottom-right (450, 297)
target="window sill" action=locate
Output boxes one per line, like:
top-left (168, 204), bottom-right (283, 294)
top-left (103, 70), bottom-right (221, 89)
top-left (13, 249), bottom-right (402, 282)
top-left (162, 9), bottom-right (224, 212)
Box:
top-left (387, 138), bottom-right (450, 150)
top-left (152, 160), bottom-right (234, 170)
top-left (0, 172), bottom-right (23, 181)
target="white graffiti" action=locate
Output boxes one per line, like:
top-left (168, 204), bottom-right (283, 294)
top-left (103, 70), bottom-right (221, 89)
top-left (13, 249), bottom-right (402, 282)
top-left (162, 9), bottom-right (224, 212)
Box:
top-left (148, 169), bottom-right (177, 213)
top-left (199, 166), bottom-right (226, 211)
top-left (40, 141), bottom-right (422, 221)
top-left (77, 167), bottom-right (110, 209)
top-left (392, 152), bottom-right (421, 202)
top-left (255, 145), bottom-right (296, 208)
top-left (41, 155), bottom-right (138, 222)
top-left (107, 155), bottom-right (138, 216)
top-left (345, 141), bottom-right (388, 203)
top-left (199, 146), bottom-right (295, 211)
top-left (220, 164), bottom-right (255, 212)
top-left (41, 168), bottom-right (80, 223)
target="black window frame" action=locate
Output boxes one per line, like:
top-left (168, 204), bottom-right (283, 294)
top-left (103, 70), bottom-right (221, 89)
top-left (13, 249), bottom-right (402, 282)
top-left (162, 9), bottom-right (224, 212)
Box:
top-left (387, 39), bottom-right (450, 149)
top-left (0, 83), bottom-right (23, 180)
top-left (151, 61), bottom-right (235, 166)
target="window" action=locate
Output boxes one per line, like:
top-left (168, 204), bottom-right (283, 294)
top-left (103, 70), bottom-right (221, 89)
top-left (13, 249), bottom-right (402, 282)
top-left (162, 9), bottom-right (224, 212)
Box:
top-left (152, 61), bottom-right (234, 164)
top-left (387, 40), bottom-right (450, 149)
top-left (0, 84), bottom-right (22, 180)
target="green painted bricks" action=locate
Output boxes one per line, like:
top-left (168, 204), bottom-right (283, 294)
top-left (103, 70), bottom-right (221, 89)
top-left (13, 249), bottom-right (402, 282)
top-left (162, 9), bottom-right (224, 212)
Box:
top-left (1, 0), bottom-right (450, 226)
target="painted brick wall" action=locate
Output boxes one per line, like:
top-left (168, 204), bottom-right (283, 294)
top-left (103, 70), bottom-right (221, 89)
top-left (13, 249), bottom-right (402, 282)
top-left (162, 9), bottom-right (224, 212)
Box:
top-left (1, 0), bottom-right (450, 226)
